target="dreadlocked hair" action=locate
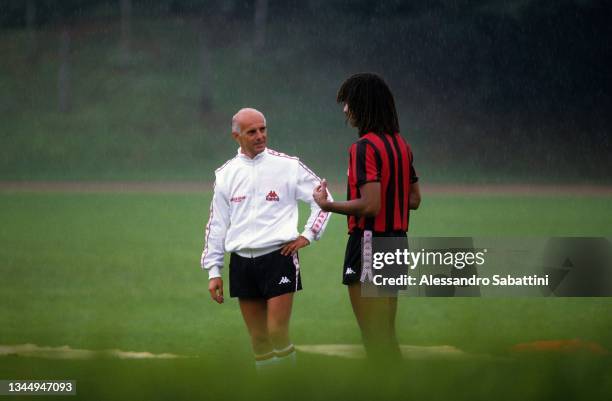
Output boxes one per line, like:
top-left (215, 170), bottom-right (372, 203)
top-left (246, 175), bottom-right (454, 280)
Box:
top-left (336, 72), bottom-right (400, 137)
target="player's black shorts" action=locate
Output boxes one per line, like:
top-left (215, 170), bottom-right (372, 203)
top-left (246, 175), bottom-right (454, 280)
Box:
top-left (229, 249), bottom-right (302, 299)
top-left (342, 230), bottom-right (408, 289)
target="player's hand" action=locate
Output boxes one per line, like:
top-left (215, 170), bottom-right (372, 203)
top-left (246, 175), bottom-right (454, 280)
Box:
top-left (208, 277), bottom-right (224, 304)
top-left (313, 179), bottom-right (329, 210)
top-left (280, 235), bottom-right (310, 256)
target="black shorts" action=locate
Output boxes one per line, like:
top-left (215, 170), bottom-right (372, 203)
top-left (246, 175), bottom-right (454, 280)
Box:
top-left (342, 230), bottom-right (408, 290)
top-left (229, 250), bottom-right (302, 299)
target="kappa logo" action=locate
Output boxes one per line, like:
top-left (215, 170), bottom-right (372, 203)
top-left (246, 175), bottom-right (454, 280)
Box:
top-left (311, 211), bottom-right (328, 234)
top-left (345, 267), bottom-right (356, 275)
top-left (266, 190), bottom-right (280, 201)
top-left (278, 276), bottom-right (291, 285)
top-left (230, 195), bottom-right (246, 203)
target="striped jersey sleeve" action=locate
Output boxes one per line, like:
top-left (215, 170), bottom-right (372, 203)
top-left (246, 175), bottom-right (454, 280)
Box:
top-left (408, 147), bottom-right (419, 183)
top-left (354, 140), bottom-right (382, 187)
top-left (295, 160), bottom-right (332, 242)
top-left (200, 174), bottom-right (230, 279)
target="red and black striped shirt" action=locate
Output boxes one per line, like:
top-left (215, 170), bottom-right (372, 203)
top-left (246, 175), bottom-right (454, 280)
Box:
top-left (346, 132), bottom-right (418, 234)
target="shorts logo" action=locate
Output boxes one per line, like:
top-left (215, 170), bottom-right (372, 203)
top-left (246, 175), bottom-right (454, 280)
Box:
top-left (266, 190), bottom-right (280, 202)
top-left (230, 195), bottom-right (246, 203)
top-left (345, 267), bottom-right (356, 275)
top-left (278, 276), bottom-right (291, 284)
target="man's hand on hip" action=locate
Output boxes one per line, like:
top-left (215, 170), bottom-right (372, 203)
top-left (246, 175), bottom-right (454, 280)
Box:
top-left (208, 278), bottom-right (224, 304)
top-left (280, 235), bottom-right (310, 256)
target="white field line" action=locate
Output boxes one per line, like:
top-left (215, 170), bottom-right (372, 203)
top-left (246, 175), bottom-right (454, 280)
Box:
top-left (295, 344), bottom-right (500, 361)
top-left (1, 343), bottom-right (502, 361)
top-left (0, 344), bottom-right (185, 360)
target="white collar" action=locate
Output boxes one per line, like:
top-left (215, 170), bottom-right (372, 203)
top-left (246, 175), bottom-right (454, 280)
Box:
top-left (237, 147), bottom-right (267, 161)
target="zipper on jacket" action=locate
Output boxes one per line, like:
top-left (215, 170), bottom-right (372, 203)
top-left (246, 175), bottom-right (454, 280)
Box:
top-left (247, 159), bottom-right (257, 248)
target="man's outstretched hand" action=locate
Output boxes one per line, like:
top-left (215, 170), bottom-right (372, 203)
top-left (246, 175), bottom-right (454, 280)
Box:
top-left (208, 277), bottom-right (224, 304)
top-left (313, 179), bottom-right (330, 211)
top-left (280, 235), bottom-right (310, 256)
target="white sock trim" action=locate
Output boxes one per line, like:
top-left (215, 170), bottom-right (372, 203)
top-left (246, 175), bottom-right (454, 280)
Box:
top-left (274, 344), bottom-right (296, 359)
top-left (254, 351), bottom-right (276, 363)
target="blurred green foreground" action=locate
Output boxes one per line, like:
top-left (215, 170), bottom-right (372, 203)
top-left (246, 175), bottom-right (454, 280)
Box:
top-left (0, 191), bottom-right (611, 400)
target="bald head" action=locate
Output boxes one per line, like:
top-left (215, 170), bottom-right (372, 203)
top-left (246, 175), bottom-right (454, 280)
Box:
top-left (232, 108), bottom-right (266, 134)
top-left (231, 108), bottom-right (268, 158)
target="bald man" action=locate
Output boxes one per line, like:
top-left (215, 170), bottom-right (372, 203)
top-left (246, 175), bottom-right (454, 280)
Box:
top-left (200, 108), bottom-right (332, 370)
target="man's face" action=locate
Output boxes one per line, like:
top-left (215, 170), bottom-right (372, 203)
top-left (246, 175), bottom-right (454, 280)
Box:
top-left (343, 103), bottom-right (356, 127)
top-left (233, 112), bottom-right (267, 158)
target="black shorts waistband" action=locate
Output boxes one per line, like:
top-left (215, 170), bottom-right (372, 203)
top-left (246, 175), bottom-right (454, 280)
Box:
top-left (348, 229), bottom-right (407, 238)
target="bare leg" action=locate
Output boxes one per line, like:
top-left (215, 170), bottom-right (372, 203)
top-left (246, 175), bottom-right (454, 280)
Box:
top-left (388, 296), bottom-right (398, 346)
top-left (348, 283), bottom-right (401, 361)
top-left (348, 283), bottom-right (368, 333)
top-left (266, 292), bottom-right (294, 350)
top-left (239, 298), bottom-right (273, 355)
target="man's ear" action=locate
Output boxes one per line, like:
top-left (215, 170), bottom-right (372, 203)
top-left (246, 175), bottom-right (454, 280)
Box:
top-left (232, 131), bottom-right (240, 141)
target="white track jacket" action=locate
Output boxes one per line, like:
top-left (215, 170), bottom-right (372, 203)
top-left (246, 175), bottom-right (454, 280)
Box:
top-left (201, 148), bottom-right (332, 279)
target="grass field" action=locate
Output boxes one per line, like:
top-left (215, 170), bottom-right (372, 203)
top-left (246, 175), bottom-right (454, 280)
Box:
top-left (1, 190), bottom-right (611, 400)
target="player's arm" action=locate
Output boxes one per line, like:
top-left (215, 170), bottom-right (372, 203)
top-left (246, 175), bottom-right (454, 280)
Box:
top-left (409, 182), bottom-right (421, 210)
top-left (315, 140), bottom-right (381, 217)
top-left (201, 176), bottom-right (230, 304)
top-left (281, 161), bottom-right (333, 256)
top-left (313, 180), bottom-right (380, 217)
top-left (408, 148), bottom-right (421, 210)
